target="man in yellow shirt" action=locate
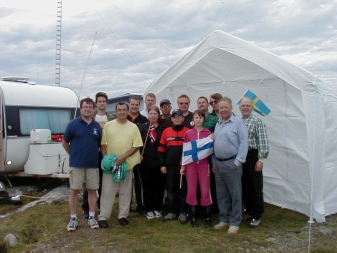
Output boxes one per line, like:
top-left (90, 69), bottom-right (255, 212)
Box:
top-left (98, 102), bottom-right (143, 228)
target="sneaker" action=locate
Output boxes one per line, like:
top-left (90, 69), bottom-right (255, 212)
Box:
top-left (178, 212), bottom-right (188, 224)
top-left (88, 217), bottom-right (99, 229)
top-left (162, 213), bottom-right (177, 222)
top-left (146, 211), bottom-right (155, 220)
top-left (227, 225), bottom-right (240, 234)
top-left (154, 210), bottom-right (162, 218)
top-left (214, 221), bottom-right (229, 230)
top-left (66, 217), bottom-right (78, 232)
top-left (249, 218), bottom-right (261, 228)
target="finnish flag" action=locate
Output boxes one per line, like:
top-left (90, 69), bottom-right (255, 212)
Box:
top-left (182, 135), bottom-right (214, 165)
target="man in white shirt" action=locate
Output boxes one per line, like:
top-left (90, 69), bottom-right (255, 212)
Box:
top-left (140, 93), bottom-right (156, 117)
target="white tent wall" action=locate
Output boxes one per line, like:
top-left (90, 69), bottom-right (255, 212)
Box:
top-left (144, 30), bottom-right (337, 222)
top-left (320, 84), bottom-right (337, 216)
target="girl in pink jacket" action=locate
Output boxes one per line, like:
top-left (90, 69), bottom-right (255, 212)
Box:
top-left (181, 110), bottom-right (213, 228)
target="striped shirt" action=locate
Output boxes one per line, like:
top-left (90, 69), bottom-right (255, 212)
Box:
top-left (243, 114), bottom-right (269, 159)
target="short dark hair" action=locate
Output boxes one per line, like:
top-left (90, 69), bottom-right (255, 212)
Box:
top-left (95, 92), bottom-right (108, 103)
top-left (197, 96), bottom-right (208, 103)
top-left (129, 95), bottom-right (141, 104)
top-left (115, 101), bottom-right (129, 111)
top-left (80, 97), bottom-right (95, 108)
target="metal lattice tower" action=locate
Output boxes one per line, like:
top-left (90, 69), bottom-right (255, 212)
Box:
top-left (55, 0), bottom-right (62, 86)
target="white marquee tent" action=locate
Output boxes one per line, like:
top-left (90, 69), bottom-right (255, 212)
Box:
top-left (144, 30), bottom-right (337, 222)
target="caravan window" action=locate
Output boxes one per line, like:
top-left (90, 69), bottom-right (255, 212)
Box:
top-left (19, 108), bottom-right (71, 135)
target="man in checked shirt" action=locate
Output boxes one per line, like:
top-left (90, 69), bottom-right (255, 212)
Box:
top-left (239, 97), bottom-right (269, 228)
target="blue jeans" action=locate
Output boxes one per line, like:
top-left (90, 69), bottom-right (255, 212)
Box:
top-left (215, 159), bottom-right (242, 226)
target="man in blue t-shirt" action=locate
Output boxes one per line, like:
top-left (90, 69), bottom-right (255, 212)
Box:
top-left (63, 97), bottom-right (102, 232)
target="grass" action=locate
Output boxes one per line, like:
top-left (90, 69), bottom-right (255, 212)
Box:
top-left (0, 180), bottom-right (337, 252)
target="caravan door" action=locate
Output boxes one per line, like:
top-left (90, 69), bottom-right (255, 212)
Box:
top-left (0, 87), bottom-right (4, 171)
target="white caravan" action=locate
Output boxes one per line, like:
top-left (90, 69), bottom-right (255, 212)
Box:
top-left (0, 77), bottom-right (78, 177)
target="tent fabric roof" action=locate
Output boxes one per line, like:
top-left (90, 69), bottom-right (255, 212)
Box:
top-left (144, 30), bottom-right (337, 222)
top-left (146, 30), bottom-right (325, 95)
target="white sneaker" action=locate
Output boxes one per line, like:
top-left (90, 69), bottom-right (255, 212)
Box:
top-left (146, 211), bottom-right (155, 220)
top-left (154, 210), bottom-right (162, 218)
top-left (227, 225), bottom-right (240, 234)
top-left (66, 217), bottom-right (78, 231)
top-left (214, 221), bottom-right (229, 230)
top-left (88, 217), bottom-right (99, 229)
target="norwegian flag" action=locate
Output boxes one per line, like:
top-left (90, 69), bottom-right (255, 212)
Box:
top-left (149, 123), bottom-right (157, 145)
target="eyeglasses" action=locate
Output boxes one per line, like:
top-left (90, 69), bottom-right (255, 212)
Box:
top-left (179, 102), bottom-right (189, 105)
top-left (161, 105), bottom-right (170, 109)
top-left (172, 115), bottom-right (183, 119)
top-left (210, 100), bottom-right (219, 105)
top-left (82, 106), bottom-right (93, 109)
top-left (240, 104), bottom-right (252, 108)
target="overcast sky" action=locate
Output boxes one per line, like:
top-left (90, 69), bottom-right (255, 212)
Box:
top-left (0, 0), bottom-right (336, 99)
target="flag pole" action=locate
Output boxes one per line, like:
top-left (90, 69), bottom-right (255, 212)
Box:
top-left (141, 122), bottom-right (151, 156)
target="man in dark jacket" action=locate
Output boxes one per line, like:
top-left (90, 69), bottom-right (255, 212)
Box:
top-left (127, 95), bottom-right (147, 214)
top-left (163, 94), bottom-right (194, 129)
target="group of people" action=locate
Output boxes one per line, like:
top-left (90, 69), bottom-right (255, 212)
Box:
top-left (62, 91), bottom-right (269, 234)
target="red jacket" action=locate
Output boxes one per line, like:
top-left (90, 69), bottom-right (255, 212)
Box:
top-left (157, 125), bottom-right (190, 167)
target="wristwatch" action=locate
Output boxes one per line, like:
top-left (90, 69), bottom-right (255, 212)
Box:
top-left (258, 159), bottom-right (264, 164)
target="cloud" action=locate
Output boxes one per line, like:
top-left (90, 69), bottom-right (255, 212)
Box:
top-left (0, 0), bottom-right (336, 99)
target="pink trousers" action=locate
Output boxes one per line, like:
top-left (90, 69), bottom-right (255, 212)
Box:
top-left (185, 162), bottom-right (213, 206)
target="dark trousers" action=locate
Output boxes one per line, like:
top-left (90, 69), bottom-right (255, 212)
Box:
top-left (210, 160), bottom-right (219, 214)
top-left (82, 152), bottom-right (103, 212)
top-left (166, 166), bottom-right (187, 215)
top-left (133, 165), bottom-right (143, 208)
top-left (138, 164), bottom-right (165, 212)
top-left (242, 149), bottom-right (264, 219)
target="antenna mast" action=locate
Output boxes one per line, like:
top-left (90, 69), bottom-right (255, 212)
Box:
top-left (55, 0), bottom-right (62, 86)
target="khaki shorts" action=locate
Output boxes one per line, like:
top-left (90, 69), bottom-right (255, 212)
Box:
top-left (69, 168), bottom-right (99, 190)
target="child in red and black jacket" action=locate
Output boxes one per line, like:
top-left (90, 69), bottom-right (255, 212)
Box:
top-left (158, 109), bottom-right (190, 224)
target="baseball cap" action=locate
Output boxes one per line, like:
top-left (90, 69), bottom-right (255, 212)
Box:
top-left (171, 109), bottom-right (183, 117)
top-left (160, 99), bottom-right (171, 106)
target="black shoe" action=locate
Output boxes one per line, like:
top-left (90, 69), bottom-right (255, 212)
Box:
top-left (118, 217), bottom-right (129, 226)
top-left (98, 220), bottom-right (109, 228)
top-left (83, 211), bottom-right (89, 219)
top-left (190, 206), bottom-right (198, 228)
top-left (205, 206), bottom-right (212, 228)
top-left (136, 205), bottom-right (145, 215)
